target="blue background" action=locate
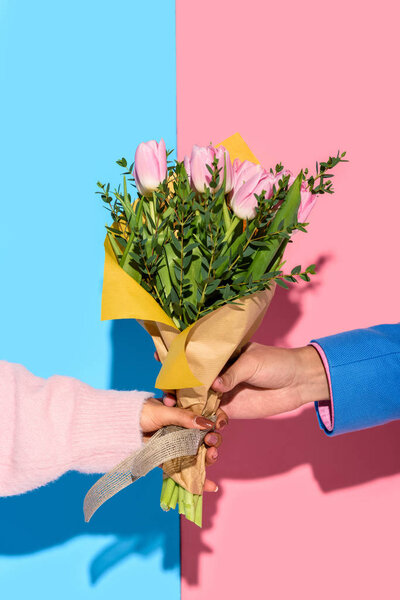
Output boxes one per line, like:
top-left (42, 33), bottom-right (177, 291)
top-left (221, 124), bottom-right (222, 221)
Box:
top-left (0, 0), bottom-right (180, 597)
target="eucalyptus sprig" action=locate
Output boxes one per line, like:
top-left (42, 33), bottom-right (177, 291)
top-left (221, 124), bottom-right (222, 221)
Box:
top-left (306, 151), bottom-right (348, 195)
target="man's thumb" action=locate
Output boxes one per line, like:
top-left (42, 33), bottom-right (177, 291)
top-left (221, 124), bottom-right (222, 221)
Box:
top-left (211, 355), bottom-right (253, 393)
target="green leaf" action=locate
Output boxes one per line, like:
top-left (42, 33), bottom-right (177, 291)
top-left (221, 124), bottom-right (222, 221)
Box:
top-left (185, 302), bottom-right (198, 320)
top-left (270, 172), bottom-right (302, 234)
top-left (169, 287), bottom-right (179, 304)
top-left (248, 173), bottom-right (302, 280)
top-left (116, 237), bottom-right (127, 249)
top-left (182, 255), bottom-right (192, 269)
top-left (163, 244), bottom-right (179, 289)
top-left (107, 232), bottom-right (123, 261)
top-left (116, 176), bottom-right (135, 229)
top-left (222, 284), bottom-right (231, 300)
top-left (144, 208), bottom-right (156, 231)
top-left (275, 278), bottom-right (289, 289)
top-left (123, 259), bottom-right (142, 284)
top-left (206, 164), bottom-right (214, 176)
top-left (128, 250), bottom-right (141, 263)
top-left (222, 200), bottom-right (231, 231)
top-left (171, 302), bottom-right (182, 317)
top-left (205, 279), bottom-right (221, 295)
top-left (185, 242), bottom-right (200, 254)
top-left (169, 234), bottom-right (181, 254)
top-left (291, 265), bottom-right (301, 275)
top-left (173, 264), bottom-right (181, 282)
top-left (213, 254), bottom-right (229, 270)
top-left (248, 240), bottom-right (267, 248)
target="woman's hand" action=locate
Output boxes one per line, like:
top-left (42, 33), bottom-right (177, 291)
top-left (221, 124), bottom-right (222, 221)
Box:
top-left (140, 398), bottom-right (223, 492)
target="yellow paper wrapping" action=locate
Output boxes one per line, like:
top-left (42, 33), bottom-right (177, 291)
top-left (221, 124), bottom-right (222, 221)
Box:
top-left (101, 133), bottom-right (274, 495)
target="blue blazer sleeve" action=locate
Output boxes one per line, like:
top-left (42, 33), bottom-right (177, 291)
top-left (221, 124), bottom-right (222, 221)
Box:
top-left (311, 324), bottom-right (400, 436)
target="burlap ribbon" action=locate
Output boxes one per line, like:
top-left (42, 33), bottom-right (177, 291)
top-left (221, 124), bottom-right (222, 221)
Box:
top-left (84, 423), bottom-right (213, 522)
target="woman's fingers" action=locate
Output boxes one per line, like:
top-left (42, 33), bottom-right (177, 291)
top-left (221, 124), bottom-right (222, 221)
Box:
top-left (141, 398), bottom-right (215, 433)
top-left (162, 399), bottom-right (229, 432)
top-left (144, 400), bottom-right (225, 437)
top-left (204, 431), bottom-right (222, 448)
top-left (162, 406), bottom-right (214, 430)
top-left (205, 445), bottom-right (218, 466)
top-left (162, 393), bottom-right (177, 407)
top-left (204, 478), bottom-right (219, 492)
top-left (216, 407), bottom-right (229, 431)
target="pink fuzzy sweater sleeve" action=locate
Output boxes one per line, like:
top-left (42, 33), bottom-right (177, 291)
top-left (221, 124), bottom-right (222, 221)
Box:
top-left (0, 360), bottom-right (152, 497)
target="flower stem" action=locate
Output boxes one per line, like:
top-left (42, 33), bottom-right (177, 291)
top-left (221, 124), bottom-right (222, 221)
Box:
top-left (160, 477), bottom-right (176, 511)
top-left (160, 477), bottom-right (203, 527)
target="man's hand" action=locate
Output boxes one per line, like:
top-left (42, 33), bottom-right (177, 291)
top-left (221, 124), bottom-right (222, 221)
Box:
top-left (210, 343), bottom-right (329, 419)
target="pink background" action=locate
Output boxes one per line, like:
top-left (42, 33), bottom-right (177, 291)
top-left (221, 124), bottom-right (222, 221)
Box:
top-left (176, 0), bottom-right (400, 597)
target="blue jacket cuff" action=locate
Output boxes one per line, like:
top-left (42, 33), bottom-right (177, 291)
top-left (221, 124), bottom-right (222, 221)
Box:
top-left (311, 324), bottom-right (400, 436)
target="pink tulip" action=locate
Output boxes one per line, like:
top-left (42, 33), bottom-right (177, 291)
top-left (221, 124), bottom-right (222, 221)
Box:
top-left (229, 158), bottom-right (273, 220)
top-left (298, 182), bottom-right (317, 222)
top-left (134, 139), bottom-right (167, 197)
top-left (184, 144), bottom-right (233, 194)
top-left (183, 154), bottom-right (192, 181)
top-left (273, 170), bottom-right (317, 223)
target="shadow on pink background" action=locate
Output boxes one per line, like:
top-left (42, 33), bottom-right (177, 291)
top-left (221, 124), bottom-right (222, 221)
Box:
top-left (182, 284), bottom-right (400, 591)
top-left (176, 0), bottom-right (400, 597)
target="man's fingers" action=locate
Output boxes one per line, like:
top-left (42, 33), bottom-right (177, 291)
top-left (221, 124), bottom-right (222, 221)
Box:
top-left (211, 352), bottom-right (257, 393)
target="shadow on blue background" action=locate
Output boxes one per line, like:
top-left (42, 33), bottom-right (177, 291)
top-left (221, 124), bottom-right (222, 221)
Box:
top-left (0, 320), bottom-right (179, 584)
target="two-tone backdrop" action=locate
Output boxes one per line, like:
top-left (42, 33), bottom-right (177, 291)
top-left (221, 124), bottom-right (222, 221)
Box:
top-left (1, 1), bottom-right (399, 598)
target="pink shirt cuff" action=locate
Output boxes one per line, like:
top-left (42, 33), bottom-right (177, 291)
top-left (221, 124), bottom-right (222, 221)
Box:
top-left (310, 342), bottom-right (334, 432)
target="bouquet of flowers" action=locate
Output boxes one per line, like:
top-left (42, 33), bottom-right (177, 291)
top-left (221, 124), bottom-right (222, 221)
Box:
top-left (84, 133), bottom-right (345, 527)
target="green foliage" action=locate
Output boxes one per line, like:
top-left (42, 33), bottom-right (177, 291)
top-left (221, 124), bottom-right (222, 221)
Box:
top-left (307, 151), bottom-right (348, 195)
top-left (98, 150), bottom-right (345, 330)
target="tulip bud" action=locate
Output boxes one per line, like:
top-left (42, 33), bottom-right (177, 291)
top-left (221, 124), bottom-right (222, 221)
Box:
top-left (134, 139), bottom-right (167, 197)
top-left (230, 159), bottom-right (273, 220)
top-left (298, 182), bottom-right (317, 222)
top-left (184, 144), bottom-right (233, 194)
top-left (183, 154), bottom-right (191, 180)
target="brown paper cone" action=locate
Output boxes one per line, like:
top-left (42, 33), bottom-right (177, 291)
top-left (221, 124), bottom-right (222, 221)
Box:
top-left (141, 287), bottom-right (275, 495)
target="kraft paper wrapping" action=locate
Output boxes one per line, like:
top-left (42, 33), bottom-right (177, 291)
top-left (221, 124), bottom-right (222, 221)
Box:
top-left (101, 133), bottom-right (273, 495)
